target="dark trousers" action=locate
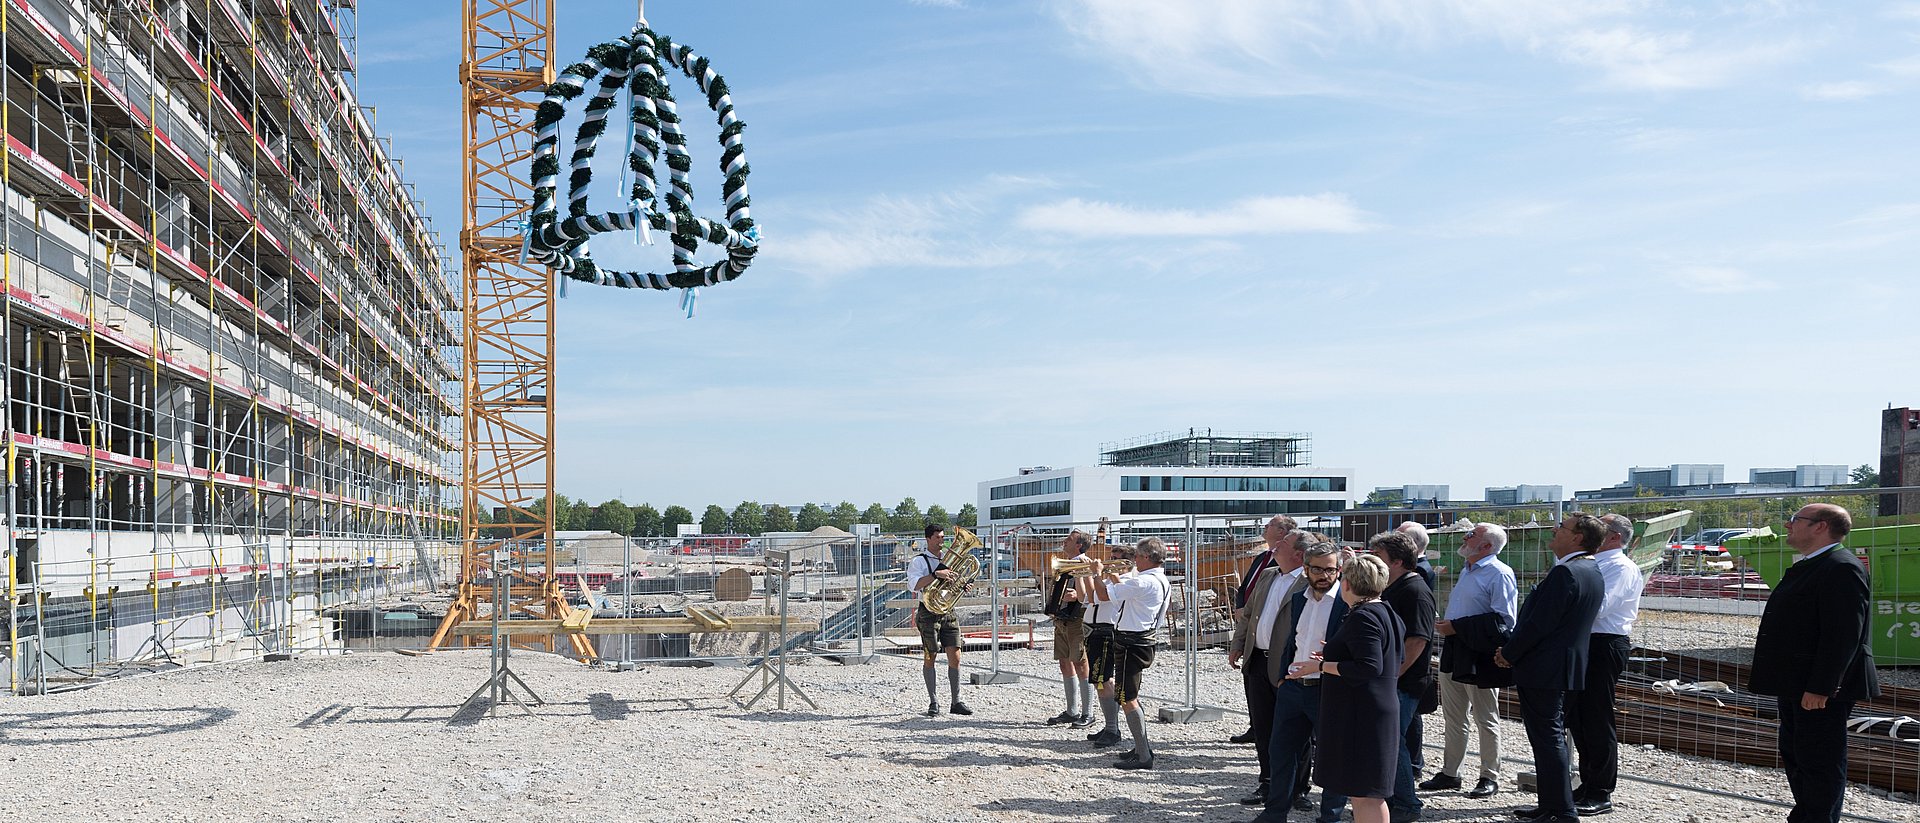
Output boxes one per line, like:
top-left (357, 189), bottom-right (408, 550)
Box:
top-left (1778, 695), bottom-right (1854, 823)
top-left (1518, 687), bottom-right (1575, 815)
top-left (1566, 633), bottom-right (1630, 800)
top-left (1405, 702), bottom-right (1425, 771)
top-left (1266, 679), bottom-right (1345, 821)
top-left (1246, 649), bottom-right (1277, 785)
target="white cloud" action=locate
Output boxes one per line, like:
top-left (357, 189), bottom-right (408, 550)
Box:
top-left (757, 177), bottom-right (1048, 278)
top-left (1016, 194), bottom-right (1375, 237)
top-left (1423, 200), bottom-right (1563, 238)
top-left (1800, 80), bottom-right (1881, 100)
top-left (1050, 0), bottom-right (1810, 96)
top-left (1670, 265), bottom-right (1776, 294)
top-left (1877, 54), bottom-right (1920, 76)
top-left (1557, 27), bottom-right (1806, 91)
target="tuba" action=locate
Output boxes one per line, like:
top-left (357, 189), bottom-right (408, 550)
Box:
top-left (919, 525), bottom-right (982, 616)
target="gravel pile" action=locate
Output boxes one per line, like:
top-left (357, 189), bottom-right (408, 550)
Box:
top-left (1, 642), bottom-right (1914, 823)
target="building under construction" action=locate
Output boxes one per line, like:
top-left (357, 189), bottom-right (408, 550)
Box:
top-left (0, 0), bottom-right (459, 692)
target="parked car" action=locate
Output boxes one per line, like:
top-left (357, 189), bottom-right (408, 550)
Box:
top-left (1672, 528), bottom-right (1755, 554)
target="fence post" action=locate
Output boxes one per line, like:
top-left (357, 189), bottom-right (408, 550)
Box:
top-left (974, 523), bottom-right (1018, 685)
top-left (1159, 514), bottom-right (1222, 723)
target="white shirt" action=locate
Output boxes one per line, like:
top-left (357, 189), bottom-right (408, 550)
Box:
top-left (905, 552), bottom-right (942, 593)
top-left (1109, 567), bottom-right (1171, 633)
top-left (1289, 583), bottom-right (1341, 681)
top-left (1592, 547), bottom-right (1644, 636)
top-left (1793, 542), bottom-right (1842, 564)
top-left (1254, 567), bottom-right (1304, 651)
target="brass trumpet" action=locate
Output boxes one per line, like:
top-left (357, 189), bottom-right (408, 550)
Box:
top-left (1050, 557), bottom-right (1134, 577)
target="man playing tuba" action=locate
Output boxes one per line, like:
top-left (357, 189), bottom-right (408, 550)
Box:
top-left (907, 523), bottom-right (972, 716)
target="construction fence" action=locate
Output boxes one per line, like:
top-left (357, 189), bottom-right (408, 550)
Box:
top-left (590, 495), bottom-right (1899, 809)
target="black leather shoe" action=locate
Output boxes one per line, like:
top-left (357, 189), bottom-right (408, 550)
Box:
top-left (1418, 773), bottom-right (1462, 791)
top-left (1114, 753), bottom-right (1155, 770)
top-left (1238, 785), bottom-right (1268, 805)
top-left (925, 702), bottom-right (940, 717)
top-left (1292, 794), bottom-right (1314, 812)
top-left (1388, 803), bottom-right (1422, 823)
top-left (1467, 777), bottom-right (1499, 798)
top-left (1046, 710), bottom-right (1076, 725)
top-left (950, 701), bottom-right (974, 716)
top-left (1514, 805), bottom-right (1544, 820)
top-left (1575, 799), bottom-right (1613, 817)
top-left (1087, 726), bottom-right (1109, 740)
top-left (1090, 729), bottom-right (1122, 747)
top-left (1532, 815), bottom-right (1579, 823)
top-left (1071, 713), bottom-right (1095, 728)
top-left (1229, 729), bottom-right (1257, 744)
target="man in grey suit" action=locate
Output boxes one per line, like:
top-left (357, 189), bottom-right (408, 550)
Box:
top-left (1229, 519), bottom-right (1308, 806)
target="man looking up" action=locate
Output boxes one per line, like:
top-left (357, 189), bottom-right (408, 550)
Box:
top-left (1369, 531), bottom-right (1437, 823)
top-left (1497, 514), bottom-right (1606, 823)
top-left (1424, 522), bottom-right (1517, 799)
top-left (1563, 513), bottom-right (1644, 815)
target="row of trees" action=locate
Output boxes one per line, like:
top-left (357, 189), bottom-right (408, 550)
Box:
top-left (501, 495), bottom-right (979, 537)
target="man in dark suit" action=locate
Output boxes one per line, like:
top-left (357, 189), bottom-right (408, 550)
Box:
top-left (1229, 517), bottom-right (1306, 805)
top-left (1495, 514), bottom-right (1605, 823)
top-left (1232, 515), bottom-right (1298, 746)
top-left (1750, 503), bottom-right (1879, 823)
top-left (1252, 536), bottom-right (1350, 823)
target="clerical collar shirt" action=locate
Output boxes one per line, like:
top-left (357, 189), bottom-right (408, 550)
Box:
top-left (1254, 567), bottom-right (1304, 651)
top-left (1592, 547), bottom-right (1644, 636)
top-left (1289, 583), bottom-right (1341, 681)
top-left (1443, 553), bottom-right (1518, 623)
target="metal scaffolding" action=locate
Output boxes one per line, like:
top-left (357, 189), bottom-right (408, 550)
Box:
top-left (0, 0), bottom-right (460, 692)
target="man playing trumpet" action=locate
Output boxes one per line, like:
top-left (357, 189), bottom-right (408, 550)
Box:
top-left (1044, 531), bottom-right (1095, 727)
top-left (1093, 537), bottom-right (1172, 770)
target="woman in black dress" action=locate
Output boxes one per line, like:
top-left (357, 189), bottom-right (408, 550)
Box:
top-left (1287, 553), bottom-right (1405, 823)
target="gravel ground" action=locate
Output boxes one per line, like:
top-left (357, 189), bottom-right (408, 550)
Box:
top-left (1, 637), bottom-right (1915, 823)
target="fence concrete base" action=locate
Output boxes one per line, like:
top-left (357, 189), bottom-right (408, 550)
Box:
top-left (971, 671), bottom-right (1021, 685)
top-left (1159, 705), bottom-right (1225, 724)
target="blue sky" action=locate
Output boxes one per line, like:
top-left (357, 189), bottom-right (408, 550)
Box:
top-left (356, 1), bottom-right (1918, 513)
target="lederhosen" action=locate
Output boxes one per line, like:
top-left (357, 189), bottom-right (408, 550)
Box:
top-left (1085, 598), bottom-right (1118, 686)
top-left (911, 552), bottom-right (960, 651)
top-left (1114, 572), bottom-right (1172, 704)
top-left (1045, 570), bottom-right (1088, 663)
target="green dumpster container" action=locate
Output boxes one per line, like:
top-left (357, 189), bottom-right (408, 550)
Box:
top-left (1725, 524), bottom-right (1920, 666)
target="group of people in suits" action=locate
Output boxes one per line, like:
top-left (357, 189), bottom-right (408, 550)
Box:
top-left (1219, 503), bottom-right (1878, 823)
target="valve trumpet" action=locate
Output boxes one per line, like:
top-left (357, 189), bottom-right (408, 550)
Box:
top-left (1049, 557), bottom-right (1134, 577)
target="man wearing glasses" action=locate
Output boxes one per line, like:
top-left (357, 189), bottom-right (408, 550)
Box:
top-left (1750, 504), bottom-right (1879, 823)
top-left (1253, 534), bottom-right (1350, 823)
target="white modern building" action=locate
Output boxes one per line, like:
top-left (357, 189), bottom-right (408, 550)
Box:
top-left (1749, 465), bottom-right (1848, 486)
top-left (978, 430), bottom-right (1353, 528)
top-left (1485, 485), bottom-right (1564, 505)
